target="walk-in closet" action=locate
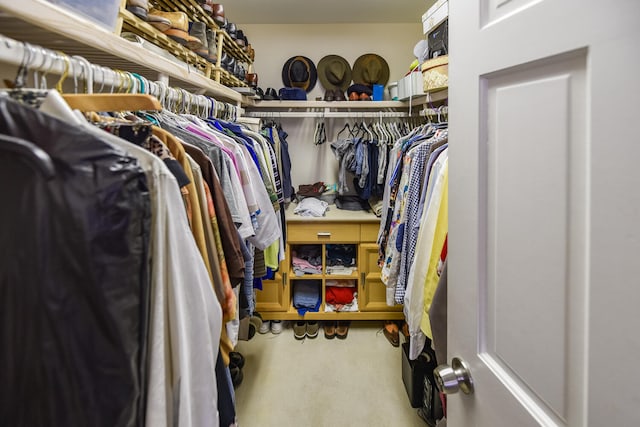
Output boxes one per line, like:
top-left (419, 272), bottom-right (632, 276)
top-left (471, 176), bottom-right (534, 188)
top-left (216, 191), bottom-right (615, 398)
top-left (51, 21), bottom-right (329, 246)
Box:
top-left (1, 1), bottom-right (638, 426)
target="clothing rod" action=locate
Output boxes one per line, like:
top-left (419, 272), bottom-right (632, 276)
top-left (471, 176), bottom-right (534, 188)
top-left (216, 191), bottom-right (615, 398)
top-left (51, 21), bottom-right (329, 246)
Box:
top-left (0, 34), bottom-right (242, 118)
top-left (245, 111), bottom-right (414, 118)
top-left (421, 106), bottom-right (449, 116)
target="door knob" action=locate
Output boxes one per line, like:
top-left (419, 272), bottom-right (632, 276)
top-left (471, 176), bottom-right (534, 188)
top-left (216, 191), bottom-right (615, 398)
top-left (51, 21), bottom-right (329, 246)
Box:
top-left (434, 357), bottom-right (474, 395)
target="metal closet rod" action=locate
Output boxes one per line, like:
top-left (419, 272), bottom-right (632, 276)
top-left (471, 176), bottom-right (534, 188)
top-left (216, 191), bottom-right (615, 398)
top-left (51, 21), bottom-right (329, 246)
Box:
top-left (245, 111), bottom-right (414, 118)
top-left (0, 34), bottom-right (242, 117)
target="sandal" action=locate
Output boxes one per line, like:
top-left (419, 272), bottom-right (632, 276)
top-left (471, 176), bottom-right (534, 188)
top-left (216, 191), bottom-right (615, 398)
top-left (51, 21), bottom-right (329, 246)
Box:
top-left (323, 321), bottom-right (337, 339)
top-left (336, 321), bottom-right (350, 339)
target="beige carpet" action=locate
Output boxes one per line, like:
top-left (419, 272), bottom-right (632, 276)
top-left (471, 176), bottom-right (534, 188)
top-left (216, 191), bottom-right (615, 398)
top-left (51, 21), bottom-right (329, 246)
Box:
top-left (234, 321), bottom-right (427, 427)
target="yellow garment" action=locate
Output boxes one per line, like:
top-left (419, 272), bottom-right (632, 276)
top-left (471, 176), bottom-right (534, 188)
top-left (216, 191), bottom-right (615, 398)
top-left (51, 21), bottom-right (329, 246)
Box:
top-left (264, 239), bottom-right (280, 270)
top-left (420, 167), bottom-right (448, 339)
top-left (152, 126), bottom-right (213, 282)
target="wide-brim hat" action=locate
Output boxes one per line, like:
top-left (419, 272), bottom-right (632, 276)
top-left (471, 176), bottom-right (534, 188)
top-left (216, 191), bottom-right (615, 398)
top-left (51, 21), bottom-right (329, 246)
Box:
top-left (352, 53), bottom-right (390, 87)
top-left (317, 55), bottom-right (352, 92)
top-left (282, 56), bottom-right (317, 92)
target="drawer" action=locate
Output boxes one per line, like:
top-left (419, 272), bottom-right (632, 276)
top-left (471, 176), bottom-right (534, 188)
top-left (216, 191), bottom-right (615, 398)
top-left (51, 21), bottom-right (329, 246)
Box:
top-left (287, 223), bottom-right (360, 242)
top-left (360, 223), bottom-right (380, 242)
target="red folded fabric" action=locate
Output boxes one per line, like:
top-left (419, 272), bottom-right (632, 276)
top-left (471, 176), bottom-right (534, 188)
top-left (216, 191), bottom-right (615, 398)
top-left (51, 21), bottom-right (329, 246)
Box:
top-left (326, 286), bottom-right (356, 305)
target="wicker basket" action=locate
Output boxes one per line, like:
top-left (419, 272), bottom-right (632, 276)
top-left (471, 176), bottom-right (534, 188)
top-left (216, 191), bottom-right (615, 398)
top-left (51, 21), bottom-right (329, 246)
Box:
top-left (421, 55), bottom-right (448, 93)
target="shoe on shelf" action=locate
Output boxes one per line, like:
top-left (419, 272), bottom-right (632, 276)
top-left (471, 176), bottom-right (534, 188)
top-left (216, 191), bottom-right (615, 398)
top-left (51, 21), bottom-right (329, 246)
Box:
top-left (293, 321), bottom-right (306, 340)
top-left (189, 21), bottom-right (208, 56)
top-left (382, 321), bottom-right (399, 347)
top-left (229, 351), bottom-right (245, 369)
top-left (126, 0), bottom-right (149, 21)
top-left (306, 321), bottom-right (319, 339)
top-left (323, 321), bottom-right (337, 339)
top-left (146, 13), bottom-right (171, 32)
top-left (271, 320), bottom-right (283, 334)
top-left (259, 320), bottom-right (271, 334)
top-left (324, 89), bottom-right (335, 102)
top-left (336, 321), bottom-right (351, 339)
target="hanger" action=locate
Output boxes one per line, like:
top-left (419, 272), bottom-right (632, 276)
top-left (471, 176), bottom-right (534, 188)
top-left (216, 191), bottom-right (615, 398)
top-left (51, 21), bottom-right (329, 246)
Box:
top-left (336, 122), bottom-right (351, 139)
top-left (0, 134), bottom-right (55, 179)
top-left (61, 93), bottom-right (162, 112)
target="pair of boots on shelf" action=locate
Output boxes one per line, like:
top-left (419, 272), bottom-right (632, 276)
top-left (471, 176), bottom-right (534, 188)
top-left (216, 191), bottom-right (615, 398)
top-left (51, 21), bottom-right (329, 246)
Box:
top-left (323, 321), bottom-right (350, 340)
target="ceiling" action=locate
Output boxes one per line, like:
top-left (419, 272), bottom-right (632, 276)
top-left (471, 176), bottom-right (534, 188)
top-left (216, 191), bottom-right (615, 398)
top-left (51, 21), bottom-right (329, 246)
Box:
top-left (220, 0), bottom-right (434, 24)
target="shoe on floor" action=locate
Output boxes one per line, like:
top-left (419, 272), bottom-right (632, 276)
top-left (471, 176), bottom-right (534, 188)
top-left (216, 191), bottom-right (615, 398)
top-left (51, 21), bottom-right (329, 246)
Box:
top-left (271, 320), bottom-right (283, 334)
top-left (230, 366), bottom-right (243, 388)
top-left (229, 351), bottom-right (245, 369)
top-left (323, 321), bottom-right (336, 339)
top-left (259, 320), bottom-right (271, 334)
top-left (383, 321), bottom-right (399, 347)
top-left (306, 321), bottom-right (319, 339)
top-left (293, 321), bottom-right (306, 340)
top-left (336, 321), bottom-right (350, 339)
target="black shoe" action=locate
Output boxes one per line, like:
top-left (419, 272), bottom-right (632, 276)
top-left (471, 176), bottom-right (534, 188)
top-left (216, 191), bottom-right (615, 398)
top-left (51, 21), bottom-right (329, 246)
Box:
top-left (229, 351), bottom-right (245, 369)
top-left (230, 366), bottom-right (243, 388)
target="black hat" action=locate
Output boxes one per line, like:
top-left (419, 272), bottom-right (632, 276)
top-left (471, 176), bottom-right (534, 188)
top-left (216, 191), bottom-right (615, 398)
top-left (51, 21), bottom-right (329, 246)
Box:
top-left (282, 56), bottom-right (317, 92)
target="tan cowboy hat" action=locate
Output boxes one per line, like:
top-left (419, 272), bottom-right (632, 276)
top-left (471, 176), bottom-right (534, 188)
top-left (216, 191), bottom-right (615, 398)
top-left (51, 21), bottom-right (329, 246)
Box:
top-left (317, 55), bottom-right (352, 91)
top-left (352, 53), bottom-right (390, 87)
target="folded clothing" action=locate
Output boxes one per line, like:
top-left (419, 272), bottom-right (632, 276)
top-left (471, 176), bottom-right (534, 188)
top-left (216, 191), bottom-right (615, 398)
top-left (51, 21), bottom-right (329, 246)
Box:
top-left (293, 197), bottom-right (329, 217)
top-left (325, 279), bottom-right (356, 288)
top-left (293, 280), bottom-right (321, 313)
top-left (292, 256), bottom-right (322, 275)
top-left (326, 286), bottom-right (357, 305)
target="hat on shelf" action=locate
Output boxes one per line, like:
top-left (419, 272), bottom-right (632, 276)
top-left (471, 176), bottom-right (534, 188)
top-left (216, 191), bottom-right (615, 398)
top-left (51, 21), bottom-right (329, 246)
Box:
top-left (317, 55), bottom-right (352, 91)
top-left (282, 56), bottom-right (317, 92)
top-left (352, 53), bottom-right (390, 87)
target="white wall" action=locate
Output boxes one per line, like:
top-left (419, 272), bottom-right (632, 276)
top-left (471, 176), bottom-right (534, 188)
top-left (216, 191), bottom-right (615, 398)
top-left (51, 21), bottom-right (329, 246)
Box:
top-left (241, 23), bottom-right (423, 100)
top-left (239, 22), bottom-right (423, 190)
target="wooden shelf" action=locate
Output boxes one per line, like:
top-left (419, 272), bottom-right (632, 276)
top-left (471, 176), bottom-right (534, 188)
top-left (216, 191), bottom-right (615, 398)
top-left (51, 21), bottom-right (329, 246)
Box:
top-left (245, 90), bottom-right (448, 111)
top-left (0, 0), bottom-right (243, 103)
top-left (257, 304), bottom-right (405, 321)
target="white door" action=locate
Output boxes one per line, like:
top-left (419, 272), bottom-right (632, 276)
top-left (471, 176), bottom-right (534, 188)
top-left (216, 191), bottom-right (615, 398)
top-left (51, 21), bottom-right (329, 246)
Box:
top-left (447, 0), bottom-right (640, 426)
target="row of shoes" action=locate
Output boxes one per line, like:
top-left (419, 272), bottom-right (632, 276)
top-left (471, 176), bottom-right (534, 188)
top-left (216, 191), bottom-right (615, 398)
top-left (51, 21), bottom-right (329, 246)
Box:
top-left (255, 87), bottom-right (280, 100)
top-left (196, 1), bottom-right (255, 61)
top-left (125, 1), bottom-right (252, 84)
top-left (347, 84), bottom-right (374, 101)
top-left (323, 89), bottom-right (347, 102)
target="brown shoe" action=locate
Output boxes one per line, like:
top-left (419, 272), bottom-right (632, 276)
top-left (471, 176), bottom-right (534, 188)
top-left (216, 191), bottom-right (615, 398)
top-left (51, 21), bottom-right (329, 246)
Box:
top-left (382, 321), bottom-right (399, 347)
top-left (323, 321), bottom-right (336, 339)
top-left (336, 321), bottom-right (350, 339)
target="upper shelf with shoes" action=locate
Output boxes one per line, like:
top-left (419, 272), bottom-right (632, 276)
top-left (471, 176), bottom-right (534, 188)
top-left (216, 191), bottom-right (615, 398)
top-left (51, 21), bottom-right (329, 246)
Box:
top-left (0, 0), bottom-right (251, 102)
